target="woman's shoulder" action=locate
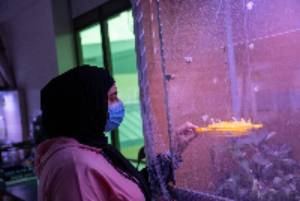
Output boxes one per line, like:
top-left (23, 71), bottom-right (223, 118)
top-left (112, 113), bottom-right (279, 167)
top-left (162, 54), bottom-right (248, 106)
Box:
top-left (36, 137), bottom-right (103, 175)
top-left (49, 140), bottom-right (103, 168)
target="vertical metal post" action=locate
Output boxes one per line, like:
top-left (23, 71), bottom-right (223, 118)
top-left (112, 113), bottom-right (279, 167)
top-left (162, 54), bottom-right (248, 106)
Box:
top-left (100, 19), bottom-right (120, 150)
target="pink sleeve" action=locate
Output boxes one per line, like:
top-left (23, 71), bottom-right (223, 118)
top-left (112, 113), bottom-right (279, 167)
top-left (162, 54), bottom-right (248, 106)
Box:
top-left (49, 161), bottom-right (111, 201)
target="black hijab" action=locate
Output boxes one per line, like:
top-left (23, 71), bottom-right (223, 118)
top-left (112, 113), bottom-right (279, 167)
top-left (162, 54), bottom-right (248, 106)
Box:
top-left (41, 65), bottom-right (113, 146)
top-left (41, 65), bottom-right (151, 200)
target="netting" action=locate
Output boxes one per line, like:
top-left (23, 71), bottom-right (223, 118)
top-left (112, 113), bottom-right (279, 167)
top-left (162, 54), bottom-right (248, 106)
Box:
top-left (132, 0), bottom-right (300, 200)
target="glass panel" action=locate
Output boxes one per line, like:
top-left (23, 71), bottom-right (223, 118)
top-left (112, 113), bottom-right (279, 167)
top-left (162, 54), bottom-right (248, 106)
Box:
top-left (108, 10), bottom-right (144, 160)
top-left (135, 0), bottom-right (300, 200)
top-left (78, 24), bottom-right (104, 67)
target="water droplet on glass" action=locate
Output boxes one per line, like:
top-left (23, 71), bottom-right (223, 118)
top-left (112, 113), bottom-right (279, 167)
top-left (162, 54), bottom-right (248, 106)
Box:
top-left (213, 77), bottom-right (218, 84)
top-left (202, 114), bottom-right (209, 122)
top-left (165, 74), bottom-right (175, 81)
top-left (248, 43), bottom-right (254, 50)
top-left (246, 1), bottom-right (254, 10)
top-left (184, 56), bottom-right (193, 63)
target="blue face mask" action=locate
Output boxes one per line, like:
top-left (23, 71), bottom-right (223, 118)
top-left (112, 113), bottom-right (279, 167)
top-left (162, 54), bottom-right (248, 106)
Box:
top-left (104, 101), bottom-right (125, 132)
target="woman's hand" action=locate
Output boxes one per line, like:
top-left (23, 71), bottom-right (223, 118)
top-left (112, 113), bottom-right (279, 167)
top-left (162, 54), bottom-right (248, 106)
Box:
top-left (173, 122), bottom-right (198, 156)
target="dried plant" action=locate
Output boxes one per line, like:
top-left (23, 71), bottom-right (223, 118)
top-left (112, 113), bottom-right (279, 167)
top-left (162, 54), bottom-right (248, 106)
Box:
top-left (216, 131), bottom-right (300, 201)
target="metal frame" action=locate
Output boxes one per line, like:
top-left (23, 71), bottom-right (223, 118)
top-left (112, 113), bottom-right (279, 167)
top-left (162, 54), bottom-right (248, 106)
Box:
top-left (73, 0), bottom-right (145, 159)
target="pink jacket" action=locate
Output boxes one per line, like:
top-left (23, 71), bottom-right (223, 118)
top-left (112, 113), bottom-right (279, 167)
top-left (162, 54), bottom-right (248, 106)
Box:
top-left (35, 137), bottom-right (145, 201)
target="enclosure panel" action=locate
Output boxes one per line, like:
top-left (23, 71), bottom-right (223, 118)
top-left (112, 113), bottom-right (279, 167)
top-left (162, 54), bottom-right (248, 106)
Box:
top-left (134, 0), bottom-right (300, 199)
top-left (157, 0), bottom-right (300, 193)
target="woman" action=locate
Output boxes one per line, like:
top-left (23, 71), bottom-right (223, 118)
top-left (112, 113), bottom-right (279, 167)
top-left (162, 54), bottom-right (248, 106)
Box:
top-left (35, 66), bottom-right (198, 201)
